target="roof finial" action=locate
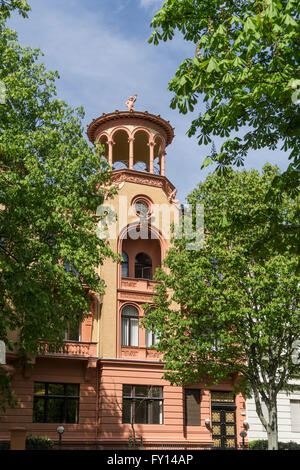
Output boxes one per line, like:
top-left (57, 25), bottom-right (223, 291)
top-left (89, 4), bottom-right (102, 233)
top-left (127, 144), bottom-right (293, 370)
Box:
top-left (125, 93), bottom-right (137, 111)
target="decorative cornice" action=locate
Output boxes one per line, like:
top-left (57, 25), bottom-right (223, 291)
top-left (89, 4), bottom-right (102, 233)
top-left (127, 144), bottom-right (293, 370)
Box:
top-left (112, 169), bottom-right (175, 199)
top-left (87, 110), bottom-right (175, 146)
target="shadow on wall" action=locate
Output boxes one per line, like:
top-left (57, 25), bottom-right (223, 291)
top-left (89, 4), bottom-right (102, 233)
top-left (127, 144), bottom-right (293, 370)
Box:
top-left (98, 381), bottom-right (146, 450)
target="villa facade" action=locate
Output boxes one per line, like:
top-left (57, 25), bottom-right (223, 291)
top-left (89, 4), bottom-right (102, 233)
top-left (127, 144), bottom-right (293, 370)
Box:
top-left (0, 105), bottom-right (247, 450)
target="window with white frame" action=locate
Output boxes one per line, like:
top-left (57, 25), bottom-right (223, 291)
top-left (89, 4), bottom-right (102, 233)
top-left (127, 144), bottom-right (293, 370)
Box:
top-left (145, 327), bottom-right (159, 348)
top-left (121, 305), bottom-right (139, 347)
top-left (290, 400), bottom-right (300, 432)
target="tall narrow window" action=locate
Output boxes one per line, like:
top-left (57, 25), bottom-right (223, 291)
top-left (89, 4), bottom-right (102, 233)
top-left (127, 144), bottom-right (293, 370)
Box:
top-left (121, 305), bottom-right (139, 347)
top-left (121, 251), bottom-right (129, 278)
top-left (290, 400), bottom-right (300, 432)
top-left (185, 389), bottom-right (201, 426)
top-left (145, 326), bottom-right (159, 348)
top-left (135, 252), bottom-right (152, 280)
top-left (145, 309), bottom-right (159, 347)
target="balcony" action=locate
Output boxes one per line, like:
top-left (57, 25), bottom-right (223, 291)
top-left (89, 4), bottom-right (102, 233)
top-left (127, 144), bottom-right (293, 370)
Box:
top-left (38, 340), bottom-right (98, 359)
top-left (120, 277), bottom-right (158, 293)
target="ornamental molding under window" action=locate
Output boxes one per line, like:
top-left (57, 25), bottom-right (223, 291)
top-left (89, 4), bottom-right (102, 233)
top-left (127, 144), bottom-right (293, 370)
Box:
top-left (118, 289), bottom-right (154, 301)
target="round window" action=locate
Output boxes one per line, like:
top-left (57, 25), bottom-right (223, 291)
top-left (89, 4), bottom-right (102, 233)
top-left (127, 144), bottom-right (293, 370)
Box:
top-left (135, 200), bottom-right (149, 218)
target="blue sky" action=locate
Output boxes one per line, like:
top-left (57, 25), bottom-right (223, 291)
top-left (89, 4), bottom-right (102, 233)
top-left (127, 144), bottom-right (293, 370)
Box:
top-left (8, 0), bottom-right (290, 202)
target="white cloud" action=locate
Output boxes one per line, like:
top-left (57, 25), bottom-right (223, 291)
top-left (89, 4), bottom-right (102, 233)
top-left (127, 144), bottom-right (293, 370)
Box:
top-left (140, 0), bottom-right (164, 9)
top-left (11, 0), bottom-right (195, 123)
top-left (8, 0), bottom-right (290, 202)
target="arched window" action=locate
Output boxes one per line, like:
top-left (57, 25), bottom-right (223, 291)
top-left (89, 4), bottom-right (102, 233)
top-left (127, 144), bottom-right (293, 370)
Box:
top-left (121, 251), bottom-right (129, 278)
top-left (121, 305), bottom-right (139, 347)
top-left (133, 130), bottom-right (149, 172)
top-left (135, 253), bottom-right (152, 280)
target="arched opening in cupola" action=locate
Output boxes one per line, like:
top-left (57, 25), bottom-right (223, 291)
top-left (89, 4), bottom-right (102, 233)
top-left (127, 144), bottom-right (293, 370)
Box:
top-left (133, 130), bottom-right (150, 172)
top-left (112, 129), bottom-right (129, 170)
top-left (154, 135), bottom-right (164, 175)
top-left (98, 134), bottom-right (109, 158)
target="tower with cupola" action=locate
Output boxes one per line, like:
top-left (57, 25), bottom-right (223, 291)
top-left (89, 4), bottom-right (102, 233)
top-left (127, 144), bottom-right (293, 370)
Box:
top-left (87, 98), bottom-right (179, 363)
top-left (0, 97), bottom-right (246, 451)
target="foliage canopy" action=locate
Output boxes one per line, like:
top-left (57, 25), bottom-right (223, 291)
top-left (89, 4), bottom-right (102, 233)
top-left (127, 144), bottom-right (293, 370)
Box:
top-left (0, 3), bottom-right (116, 409)
top-left (149, 0), bottom-right (300, 195)
top-left (143, 164), bottom-right (299, 449)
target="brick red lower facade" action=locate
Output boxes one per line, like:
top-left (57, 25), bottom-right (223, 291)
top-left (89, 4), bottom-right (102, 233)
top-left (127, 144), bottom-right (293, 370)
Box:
top-left (0, 355), bottom-right (246, 450)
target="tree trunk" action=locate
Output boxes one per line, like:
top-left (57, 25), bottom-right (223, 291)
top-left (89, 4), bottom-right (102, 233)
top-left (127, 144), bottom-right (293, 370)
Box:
top-left (253, 389), bottom-right (279, 450)
top-left (131, 418), bottom-right (136, 449)
top-left (267, 402), bottom-right (278, 450)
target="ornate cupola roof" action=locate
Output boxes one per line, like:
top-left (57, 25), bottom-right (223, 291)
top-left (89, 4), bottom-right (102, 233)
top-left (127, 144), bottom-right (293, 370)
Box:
top-left (86, 95), bottom-right (175, 177)
top-left (87, 110), bottom-right (174, 148)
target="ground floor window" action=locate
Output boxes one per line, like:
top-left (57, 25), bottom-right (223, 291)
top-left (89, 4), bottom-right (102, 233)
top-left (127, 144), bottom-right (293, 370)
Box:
top-left (33, 382), bottom-right (80, 423)
top-left (122, 385), bottom-right (163, 424)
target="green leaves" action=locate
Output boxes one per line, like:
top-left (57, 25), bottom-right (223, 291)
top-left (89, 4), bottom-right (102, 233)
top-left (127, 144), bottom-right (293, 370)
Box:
top-left (282, 13), bottom-right (298, 27)
top-left (206, 56), bottom-right (220, 73)
top-left (143, 165), bottom-right (299, 446)
top-left (148, 0), bottom-right (300, 210)
top-left (243, 17), bottom-right (256, 33)
top-left (0, 0), bottom-right (30, 19)
top-left (200, 156), bottom-right (213, 168)
top-left (0, 11), bottom-right (116, 409)
top-left (148, 29), bottom-right (162, 45)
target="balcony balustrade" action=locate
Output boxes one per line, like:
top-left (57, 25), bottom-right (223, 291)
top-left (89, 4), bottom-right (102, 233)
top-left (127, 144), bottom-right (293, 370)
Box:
top-left (120, 277), bottom-right (158, 292)
top-left (38, 340), bottom-right (97, 358)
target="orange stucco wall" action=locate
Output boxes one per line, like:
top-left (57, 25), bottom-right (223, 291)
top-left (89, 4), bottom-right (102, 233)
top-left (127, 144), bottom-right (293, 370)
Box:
top-left (98, 360), bottom-right (212, 449)
top-left (98, 359), bottom-right (246, 449)
top-left (0, 356), bottom-right (246, 449)
top-left (0, 358), bottom-right (97, 448)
